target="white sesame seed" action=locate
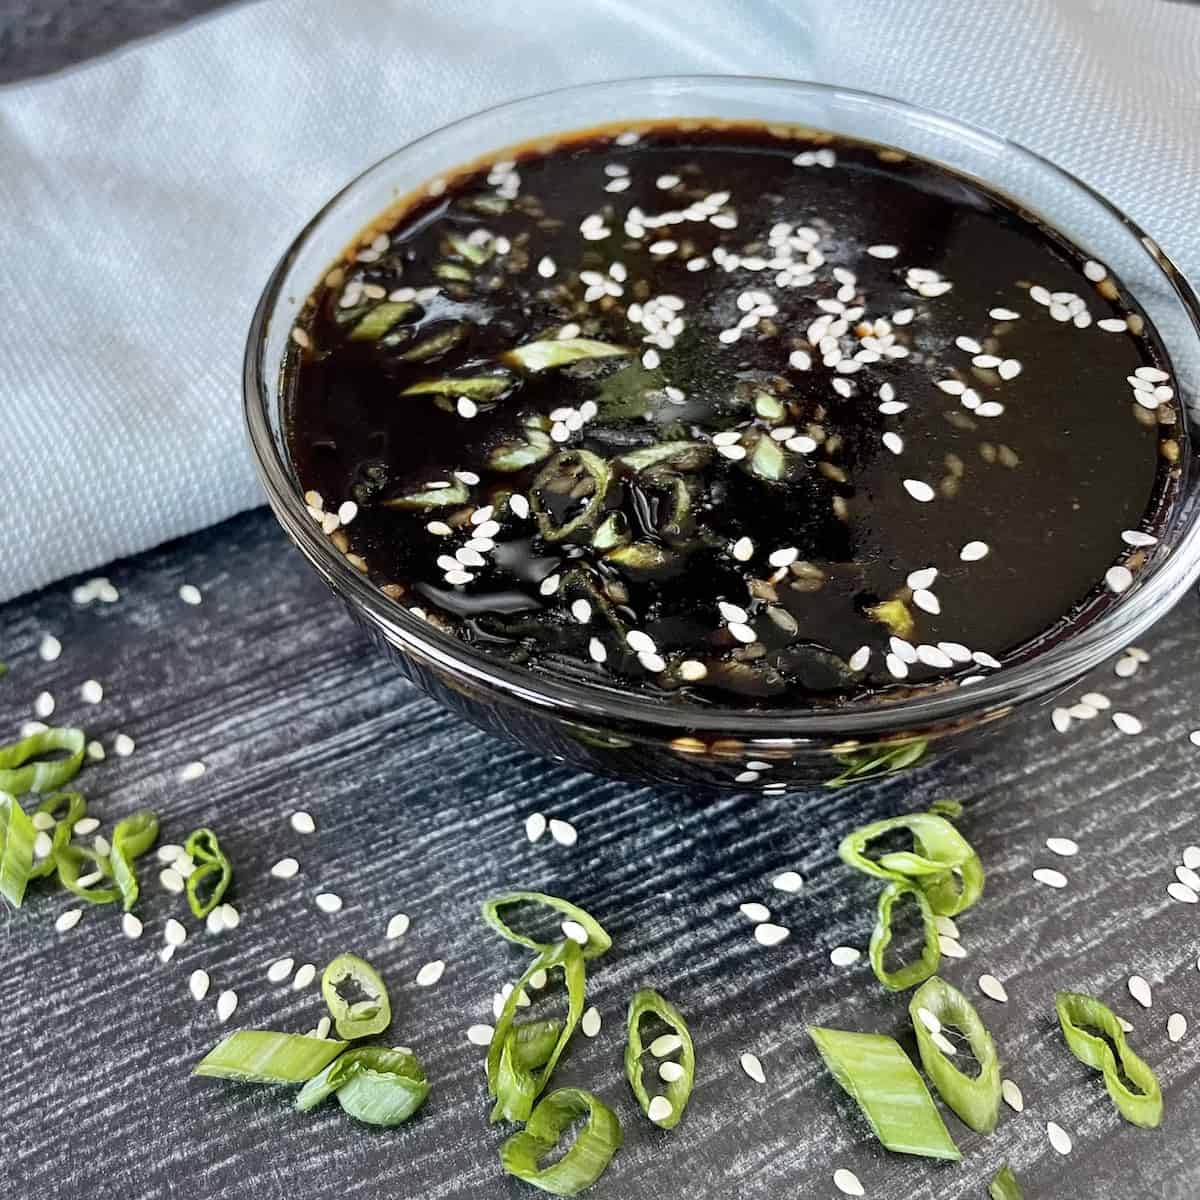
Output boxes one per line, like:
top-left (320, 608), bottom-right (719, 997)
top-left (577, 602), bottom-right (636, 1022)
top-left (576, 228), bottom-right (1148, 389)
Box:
top-left (83, 739), bottom-right (104, 760)
top-left (917, 643), bottom-right (953, 669)
top-left (179, 761), bottom-right (206, 782)
top-left (1098, 317), bottom-right (1128, 333)
top-left (658, 1061), bottom-right (685, 1084)
top-left (646, 1095), bottom-right (674, 1124)
top-left (164, 918), bottom-right (187, 946)
top-left (754, 922), bottom-right (789, 947)
top-left (32, 691), bottom-right (55, 720)
top-left (570, 599), bottom-right (593, 624)
top-left (955, 335), bottom-right (983, 354)
top-left (267, 957), bottom-right (294, 984)
top-left (885, 653), bottom-right (909, 680)
top-left (426, 520), bottom-right (452, 537)
top-left (177, 583), bottom-right (204, 608)
top-left (1046, 837), bottom-right (1079, 858)
top-left (1114, 656), bottom-right (1139, 678)
top-left (205, 908), bottom-right (225, 936)
top-left (386, 913), bottom-right (410, 940)
top-left (626, 630), bottom-right (656, 655)
top-left (31, 811), bottom-right (54, 832)
top-left (785, 436), bottom-right (818, 453)
top-left (38, 633), bottom-right (62, 662)
top-left (903, 479), bottom-right (935, 502)
top-left (1034, 868), bottom-right (1068, 889)
top-left (156, 842), bottom-right (183, 863)
top-left (1084, 260), bottom-right (1108, 282)
top-left (1175, 862), bottom-right (1200, 894)
top-left (866, 244), bottom-right (899, 259)
top-left (974, 974), bottom-right (1008, 1004)
top-left (1168, 881), bottom-right (1198, 904)
top-left (524, 813), bottom-right (546, 848)
top-left (1046, 1122), bottom-right (1072, 1155)
top-left (55, 908), bottom-right (83, 933)
top-left (416, 960), bottom-right (446, 987)
top-left (939, 935), bottom-right (967, 959)
top-left (826, 945), bottom-right (859, 967)
top-left (216, 990), bottom-right (238, 1023)
top-left (648, 1033), bottom-right (683, 1058)
top-left (79, 679), bottom-right (103, 705)
top-left (315, 892), bottom-right (343, 914)
top-left (833, 1168), bottom-right (865, 1197)
top-left (561, 919), bottom-right (589, 946)
top-left (1168, 1013), bottom-right (1187, 1043)
top-left (679, 660), bottom-right (707, 682)
top-left (906, 566), bottom-right (938, 591)
top-left (1106, 562), bottom-right (1135, 594)
top-left (740, 902), bottom-right (771, 923)
top-left (271, 857), bottom-right (299, 879)
top-left (32, 830), bottom-right (53, 859)
top-left (1128, 975), bottom-right (1153, 1008)
top-left (1112, 711), bottom-right (1143, 735)
top-left (292, 962), bottom-right (317, 990)
top-left (735, 770), bottom-right (760, 784)
top-left (771, 871), bottom-right (803, 894)
top-left (291, 811), bottom-right (316, 834)
top-left (727, 622), bottom-right (757, 645)
top-left (189, 969), bottom-right (210, 1001)
top-left (539, 574), bottom-right (561, 597)
top-left (581, 1006), bottom-right (602, 1038)
top-left (467, 1023), bottom-right (495, 1046)
top-left (1184, 845), bottom-right (1200, 869)
top-left (549, 818), bottom-right (577, 847)
top-left (122, 913), bottom-right (143, 939)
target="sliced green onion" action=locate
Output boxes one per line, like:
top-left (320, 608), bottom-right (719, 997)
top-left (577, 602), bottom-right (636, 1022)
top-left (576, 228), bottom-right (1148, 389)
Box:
top-left (531, 451), bottom-right (614, 543)
top-left (604, 542), bottom-right (680, 579)
top-left (617, 441), bottom-right (713, 472)
top-left (392, 321), bottom-right (471, 361)
top-left (869, 880), bottom-right (940, 992)
top-left (184, 826), bottom-right (231, 919)
top-left (1055, 991), bottom-right (1162, 1128)
top-left (445, 232), bottom-right (494, 265)
top-left (909, 976), bottom-right (1002, 1134)
top-left (400, 374), bottom-right (513, 399)
top-left (435, 262), bottom-right (473, 282)
top-left (0, 727), bottom-right (85, 795)
top-left (347, 300), bottom-right (417, 341)
top-left (0, 793), bottom-right (35, 908)
top-left (753, 390), bottom-right (787, 421)
top-left (825, 737), bottom-right (928, 789)
top-left (927, 798), bottom-right (963, 820)
top-left (510, 1018), bottom-right (566, 1070)
top-left (808, 1026), bottom-right (960, 1160)
top-left (487, 940), bottom-right (585, 1123)
top-left (194, 1030), bottom-right (349, 1082)
top-left (29, 791), bottom-right (86, 881)
top-left (503, 338), bottom-right (631, 372)
top-left (865, 597), bottom-right (915, 640)
top-left (988, 1164), bottom-right (1024, 1200)
top-left (55, 844), bottom-right (120, 904)
top-left (624, 988), bottom-right (694, 1129)
top-left (321, 953), bottom-right (391, 1039)
top-left (381, 481), bottom-right (471, 510)
top-left (749, 434), bottom-right (786, 480)
top-left (333, 1047), bottom-right (430, 1126)
top-left (110, 809), bottom-right (159, 911)
top-left (499, 1087), bottom-right (622, 1197)
top-left (481, 891), bottom-right (612, 961)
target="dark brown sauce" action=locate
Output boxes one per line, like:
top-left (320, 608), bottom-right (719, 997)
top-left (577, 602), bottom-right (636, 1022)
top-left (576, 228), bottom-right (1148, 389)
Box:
top-left (284, 122), bottom-right (1182, 708)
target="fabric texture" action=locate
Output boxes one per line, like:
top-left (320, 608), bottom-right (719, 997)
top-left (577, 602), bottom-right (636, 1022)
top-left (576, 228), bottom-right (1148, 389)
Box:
top-left (1, 0), bottom-right (1198, 601)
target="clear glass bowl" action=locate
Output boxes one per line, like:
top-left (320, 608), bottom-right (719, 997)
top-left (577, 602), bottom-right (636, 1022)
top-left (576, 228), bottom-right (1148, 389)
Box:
top-left (244, 76), bottom-right (1200, 791)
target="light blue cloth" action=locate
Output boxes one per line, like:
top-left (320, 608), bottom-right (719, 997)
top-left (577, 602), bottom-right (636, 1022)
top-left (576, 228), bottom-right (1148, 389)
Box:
top-left (1, 0), bottom-right (1198, 601)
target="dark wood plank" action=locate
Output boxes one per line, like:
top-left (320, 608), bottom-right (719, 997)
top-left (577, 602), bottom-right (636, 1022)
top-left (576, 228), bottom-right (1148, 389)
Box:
top-left (2, 507), bottom-right (1199, 1200)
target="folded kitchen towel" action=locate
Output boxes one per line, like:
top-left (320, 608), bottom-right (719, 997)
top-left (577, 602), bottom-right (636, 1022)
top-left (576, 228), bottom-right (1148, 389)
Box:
top-left (1, 0), bottom-right (1198, 602)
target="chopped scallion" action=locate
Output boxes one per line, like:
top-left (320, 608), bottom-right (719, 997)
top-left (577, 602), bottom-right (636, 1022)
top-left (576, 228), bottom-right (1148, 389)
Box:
top-left (28, 791), bottom-right (85, 881)
top-left (331, 1047), bottom-right (430, 1126)
top-left (55, 844), bottom-right (120, 904)
top-left (321, 953), bottom-right (391, 1039)
top-left (624, 988), bottom-right (694, 1129)
top-left (0, 792), bottom-right (35, 907)
top-left (869, 880), bottom-right (940, 991)
top-left (503, 338), bottom-right (631, 372)
top-left (989, 1164), bottom-right (1024, 1200)
top-left (110, 809), bottom-right (159, 911)
top-left (0, 727), bottom-right (85, 795)
top-left (481, 891), bottom-right (612, 960)
top-left (184, 827), bottom-right (231, 919)
top-left (194, 1030), bottom-right (348, 1083)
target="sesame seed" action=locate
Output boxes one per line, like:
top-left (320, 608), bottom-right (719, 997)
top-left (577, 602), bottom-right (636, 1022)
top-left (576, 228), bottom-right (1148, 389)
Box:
top-left (33, 691), bottom-right (54, 719)
top-left (291, 811), bottom-right (316, 834)
top-left (561, 919), bottom-right (589, 946)
top-left (509, 494), bottom-right (530, 520)
top-left (1098, 317), bottom-right (1128, 333)
top-left (990, 307), bottom-right (1021, 321)
top-left (179, 761), bottom-right (206, 782)
top-left (1168, 1013), bottom-right (1187, 1043)
top-left (31, 811), bottom-right (54, 832)
top-left (427, 520), bottom-right (452, 536)
top-left (80, 679), bottom-right (103, 704)
top-left (467, 1023), bottom-right (495, 1046)
top-left (110, 733), bottom-right (136, 759)
top-left (189, 969), bottom-right (210, 1001)
top-left (85, 739), bottom-right (104, 761)
top-left (830, 946), bottom-right (860, 967)
top-left (678, 660), bottom-right (707, 682)
top-left (164, 918), bottom-right (187, 947)
top-left (867, 244), bottom-right (899, 259)
top-left (955, 335), bottom-right (983, 354)
top-left (1047, 1122), bottom-right (1072, 1155)
top-left (267, 957), bottom-right (294, 983)
top-left (626, 630), bottom-right (656, 654)
top-left (570, 599), bottom-right (593, 624)
top-left (754, 922), bottom-right (789, 947)
top-left (122, 913), bottom-right (143, 939)
top-left (647, 1096), bottom-right (674, 1124)
top-left (216, 990), bottom-right (238, 1022)
top-left (917, 643), bottom-right (953, 669)
top-left (293, 963), bottom-right (317, 990)
top-left (738, 1051), bottom-right (767, 1084)
top-left (549, 818), bottom-right (577, 847)
top-left (1167, 881), bottom-right (1198, 904)
top-left (315, 892), bottom-right (343, 913)
top-left (179, 583), bottom-right (203, 607)
top-left (1128, 975), bottom-right (1153, 1008)
top-left (914, 586), bottom-right (941, 613)
top-left (977, 973), bottom-right (1009, 1003)
top-left (931, 1031), bottom-right (958, 1056)
top-left (848, 645), bottom-right (870, 672)
top-left (740, 902), bottom-right (771, 923)
top-left (727, 622), bottom-right (757, 645)
top-left (772, 871), bottom-right (803, 893)
top-left (903, 479), bottom-right (935, 502)
top-left (1121, 530), bottom-right (1157, 548)
top-left (649, 1033), bottom-right (683, 1058)
top-left (833, 1168), bottom-right (865, 1197)
top-left (658, 1061), bottom-right (685, 1083)
top-left (885, 653), bottom-right (909, 680)
top-left (38, 633), bottom-right (62, 662)
top-left (1112, 711), bottom-right (1143, 735)
top-left (1034, 868), bottom-right (1068, 889)
top-left (588, 637), bottom-right (607, 664)
top-left (417, 960), bottom-right (446, 987)
top-left (581, 1006), bottom-right (602, 1038)
top-left (1185, 846), bottom-right (1200, 870)
top-left (271, 857), bottom-right (299, 879)
top-left (906, 566), bottom-right (937, 590)
top-left (1047, 837), bottom-right (1079, 857)
top-left (939, 935), bottom-right (967, 959)
top-left (1114, 656), bottom-right (1139, 678)
top-left (539, 574), bottom-right (561, 597)
top-left (386, 913), bottom-right (410, 939)
top-left (731, 536), bottom-right (755, 562)
top-left (55, 908), bottom-right (82, 933)
top-left (786, 436), bottom-right (817, 453)
top-left (1084, 260), bottom-right (1108, 282)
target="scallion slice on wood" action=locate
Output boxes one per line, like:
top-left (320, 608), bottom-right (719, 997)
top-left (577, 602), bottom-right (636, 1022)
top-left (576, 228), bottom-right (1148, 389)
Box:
top-left (184, 827), bottom-right (231, 919)
top-left (909, 976), bottom-right (1002, 1133)
top-left (194, 1030), bottom-right (348, 1083)
top-left (808, 1026), bottom-right (960, 1161)
top-left (487, 940), bottom-right (585, 1123)
top-left (0, 793), bottom-right (35, 907)
top-left (110, 809), bottom-right (159, 911)
top-left (331, 1047), bottom-right (430, 1126)
top-left (988, 1164), bottom-right (1024, 1200)
top-left (0, 727), bottom-right (85, 795)
top-left (503, 338), bottom-right (631, 372)
top-left (499, 1087), bottom-right (622, 1197)
top-left (55, 844), bottom-right (120, 904)
top-left (321, 953), bottom-right (391, 1039)
top-left (869, 880), bottom-right (941, 991)
top-left (481, 891), bottom-right (612, 961)
top-left (624, 988), bottom-right (694, 1129)
top-left (29, 791), bottom-right (85, 881)
top-left (1055, 991), bottom-right (1162, 1128)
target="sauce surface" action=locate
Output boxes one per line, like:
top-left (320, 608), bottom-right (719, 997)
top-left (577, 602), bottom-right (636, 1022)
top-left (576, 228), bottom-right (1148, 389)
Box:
top-left (284, 123), bottom-right (1181, 707)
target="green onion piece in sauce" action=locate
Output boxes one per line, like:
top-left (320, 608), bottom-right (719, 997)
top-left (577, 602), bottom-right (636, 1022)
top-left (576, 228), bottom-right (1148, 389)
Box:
top-left (1055, 990), bottom-right (1163, 1128)
top-left (380, 481), bottom-right (471, 510)
top-left (531, 451), bottom-right (614, 543)
top-left (398, 374), bottom-right (513, 400)
top-left (869, 880), bottom-right (941, 992)
top-left (487, 940), bottom-right (585, 1124)
top-left (55, 844), bottom-right (120, 904)
top-left (502, 338), bottom-right (631, 373)
top-left (989, 1164), bottom-right (1025, 1200)
top-left (321, 953), bottom-right (391, 1039)
top-left (481, 891), bottom-right (612, 961)
top-left (184, 826), bottom-right (232, 919)
top-left (194, 1030), bottom-right (348, 1083)
top-left (0, 727), bottom-right (85, 795)
top-left (110, 809), bottom-right (159, 911)
top-left (624, 988), bottom-right (695, 1130)
top-left (808, 1026), bottom-right (960, 1161)
top-left (347, 301), bottom-right (416, 342)
top-left (0, 792), bottom-right (36, 907)
top-left (909, 976), bottom-right (1002, 1134)
top-left (29, 791), bottom-right (85, 881)
top-left (499, 1087), bottom-right (622, 1197)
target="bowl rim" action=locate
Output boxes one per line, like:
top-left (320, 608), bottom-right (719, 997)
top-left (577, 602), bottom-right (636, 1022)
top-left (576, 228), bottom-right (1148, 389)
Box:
top-left (243, 73), bottom-right (1200, 738)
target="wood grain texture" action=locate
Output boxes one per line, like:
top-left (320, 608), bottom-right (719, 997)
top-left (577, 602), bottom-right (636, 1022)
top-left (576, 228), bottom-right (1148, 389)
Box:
top-left (2, 507), bottom-right (1199, 1200)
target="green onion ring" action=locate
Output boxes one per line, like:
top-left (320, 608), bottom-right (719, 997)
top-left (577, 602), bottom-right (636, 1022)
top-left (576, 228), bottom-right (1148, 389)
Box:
top-left (321, 953), bottom-right (391, 1039)
top-left (1055, 991), bottom-right (1162, 1128)
top-left (0, 792), bottom-right (36, 907)
top-left (989, 1164), bottom-right (1024, 1200)
top-left (194, 1030), bottom-right (348, 1083)
top-left (481, 891), bottom-right (612, 961)
top-left (110, 809), bottom-right (159, 911)
top-left (487, 940), bottom-right (585, 1124)
top-left (868, 880), bottom-right (941, 992)
top-left (909, 976), bottom-right (1002, 1134)
top-left (28, 791), bottom-right (85, 882)
top-left (624, 988), bottom-right (694, 1129)
top-left (55, 844), bottom-right (120, 904)
top-left (184, 826), bottom-right (231, 919)
top-left (531, 451), bottom-right (614, 543)
top-left (808, 1026), bottom-right (960, 1160)
top-left (499, 1087), bottom-right (622, 1196)
top-left (0, 727), bottom-right (85, 795)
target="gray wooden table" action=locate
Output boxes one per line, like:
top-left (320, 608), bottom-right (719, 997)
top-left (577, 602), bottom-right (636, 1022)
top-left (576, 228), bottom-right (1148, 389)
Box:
top-left (4, 5), bottom-right (1200, 1198)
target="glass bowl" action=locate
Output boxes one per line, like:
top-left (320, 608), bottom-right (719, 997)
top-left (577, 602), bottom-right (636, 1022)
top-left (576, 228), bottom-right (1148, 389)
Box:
top-left (243, 76), bottom-right (1200, 792)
